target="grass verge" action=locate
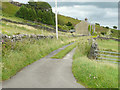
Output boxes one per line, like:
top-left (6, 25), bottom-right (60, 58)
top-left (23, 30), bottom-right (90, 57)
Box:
top-left (51, 42), bottom-right (77, 59)
top-left (2, 36), bottom-right (78, 80)
top-left (72, 37), bottom-right (118, 88)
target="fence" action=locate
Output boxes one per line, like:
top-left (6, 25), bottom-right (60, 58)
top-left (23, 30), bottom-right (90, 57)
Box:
top-left (94, 50), bottom-right (120, 63)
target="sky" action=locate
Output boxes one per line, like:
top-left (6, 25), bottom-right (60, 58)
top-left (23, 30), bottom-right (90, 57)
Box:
top-left (11, 0), bottom-right (119, 3)
top-left (11, 0), bottom-right (119, 28)
top-left (51, 2), bottom-right (118, 29)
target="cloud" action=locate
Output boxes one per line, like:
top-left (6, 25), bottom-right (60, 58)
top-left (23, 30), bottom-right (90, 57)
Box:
top-left (52, 4), bottom-right (118, 28)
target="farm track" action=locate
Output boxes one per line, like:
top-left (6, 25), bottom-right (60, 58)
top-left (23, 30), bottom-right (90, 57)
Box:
top-left (2, 43), bottom-right (85, 88)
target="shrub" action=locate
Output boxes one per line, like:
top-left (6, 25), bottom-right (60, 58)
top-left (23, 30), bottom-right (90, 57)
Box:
top-left (105, 26), bottom-right (109, 29)
top-left (113, 26), bottom-right (117, 29)
top-left (101, 32), bottom-right (106, 35)
top-left (66, 22), bottom-right (72, 26)
top-left (95, 23), bottom-right (100, 26)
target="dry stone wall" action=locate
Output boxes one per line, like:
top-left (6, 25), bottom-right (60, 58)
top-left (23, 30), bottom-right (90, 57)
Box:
top-left (1, 18), bottom-right (67, 33)
top-left (2, 34), bottom-right (54, 42)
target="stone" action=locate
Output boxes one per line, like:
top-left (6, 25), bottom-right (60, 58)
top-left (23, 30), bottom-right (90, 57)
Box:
top-left (88, 38), bottom-right (98, 59)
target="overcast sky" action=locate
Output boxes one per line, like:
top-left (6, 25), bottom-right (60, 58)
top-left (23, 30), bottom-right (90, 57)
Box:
top-left (51, 2), bottom-right (118, 28)
top-left (12, 0), bottom-right (119, 3)
top-left (12, 0), bottom-right (119, 28)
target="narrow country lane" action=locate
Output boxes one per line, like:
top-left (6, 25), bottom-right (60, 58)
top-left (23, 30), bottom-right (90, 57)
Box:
top-left (2, 44), bottom-right (85, 88)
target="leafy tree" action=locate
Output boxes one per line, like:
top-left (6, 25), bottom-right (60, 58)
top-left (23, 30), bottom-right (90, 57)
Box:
top-left (66, 22), bottom-right (72, 26)
top-left (113, 26), bottom-right (117, 29)
top-left (15, 5), bottom-right (28, 19)
top-left (37, 10), bottom-right (43, 21)
top-left (95, 23), bottom-right (100, 26)
top-left (88, 25), bottom-right (90, 32)
top-left (105, 26), bottom-right (109, 29)
top-left (101, 32), bottom-right (106, 35)
top-left (16, 2), bottom-right (55, 25)
top-left (91, 25), bottom-right (93, 35)
top-left (28, 8), bottom-right (37, 21)
top-left (71, 26), bottom-right (74, 29)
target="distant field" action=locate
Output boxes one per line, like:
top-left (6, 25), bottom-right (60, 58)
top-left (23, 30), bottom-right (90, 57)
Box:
top-left (96, 39), bottom-right (118, 52)
top-left (95, 25), bottom-right (109, 33)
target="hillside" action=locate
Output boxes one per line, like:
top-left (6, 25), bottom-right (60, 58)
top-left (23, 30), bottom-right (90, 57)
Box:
top-left (58, 14), bottom-right (81, 26)
top-left (2, 2), bottom-right (20, 17)
top-left (95, 25), bottom-right (109, 34)
top-left (1, 1), bottom-right (119, 37)
top-left (1, 2), bottom-right (81, 32)
top-left (1, 2), bottom-right (77, 36)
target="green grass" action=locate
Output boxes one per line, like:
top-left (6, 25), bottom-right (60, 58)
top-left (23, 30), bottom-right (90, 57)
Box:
top-left (52, 42), bottom-right (77, 59)
top-left (2, 36), bottom-right (79, 80)
top-left (1, 21), bottom-right (56, 36)
top-left (2, 2), bottom-right (20, 17)
top-left (111, 29), bottom-right (120, 38)
top-left (1, 21), bottom-right (75, 36)
top-left (95, 25), bottom-right (109, 34)
top-left (96, 39), bottom-right (119, 52)
top-left (72, 37), bottom-right (118, 88)
top-left (58, 14), bottom-right (81, 26)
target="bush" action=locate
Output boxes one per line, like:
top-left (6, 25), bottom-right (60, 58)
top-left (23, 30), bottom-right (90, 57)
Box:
top-left (105, 26), bottom-right (109, 29)
top-left (101, 32), bottom-right (106, 35)
top-left (66, 22), bottom-right (72, 26)
top-left (113, 26), bottom-right (117, 29)
top-left (95, 23), bottom-right (100, 26)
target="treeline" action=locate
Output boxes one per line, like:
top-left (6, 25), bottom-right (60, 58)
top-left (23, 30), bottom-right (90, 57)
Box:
top-left (15, 1), bottom-right (55, 25)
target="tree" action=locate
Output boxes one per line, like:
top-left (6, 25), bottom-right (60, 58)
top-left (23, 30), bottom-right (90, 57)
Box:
top-left (15, 1), bottom-right (55, 25)
top-left (95, 23), bottom-right (100, 26)
top-left (101, 32), bottom-right (106, 35)
top-left (105, 26), bottom-right (109, 29)
top-left (113, 26), bottom-right (117, 29)
top-left (37, 10), bottom-right (43, 21)
top-left (15, 5), bottom-right (29, 19)
top-left (28, 8), bottom-right (37, 21)
top-left (66, 22), bottom-right (72, 26)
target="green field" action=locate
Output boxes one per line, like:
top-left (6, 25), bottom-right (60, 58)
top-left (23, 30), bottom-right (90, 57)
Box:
top-left (96, 39), bottom-right (118, 52)
top-left (72, 37), bottom-right (118, 88)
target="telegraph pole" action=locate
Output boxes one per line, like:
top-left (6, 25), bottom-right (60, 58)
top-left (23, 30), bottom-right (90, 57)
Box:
top-left (55, 0), bottom-right (58, 39)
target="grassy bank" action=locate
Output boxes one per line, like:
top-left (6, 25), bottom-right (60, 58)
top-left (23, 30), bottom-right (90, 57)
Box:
top-left (2, 36), bottom-right (78, 80)
top-left (1, 21), bottom-right (55, 36)
top-left (72, 37), bottom-right (118, 88)
top-left (52, 42), bottom-right (77, 59)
